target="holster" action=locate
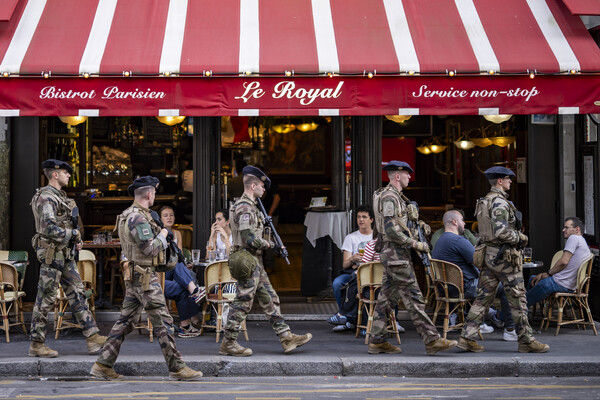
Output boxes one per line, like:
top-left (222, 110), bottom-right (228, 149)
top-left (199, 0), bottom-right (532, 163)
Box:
top-left (44, 243), bottom-right (56, 265)
top-left (509, 248), bottom-right (523, 268)
top-left (134, 265), bottom-right (152, 291)
top-left (121, 261), bottom-right (132, 282)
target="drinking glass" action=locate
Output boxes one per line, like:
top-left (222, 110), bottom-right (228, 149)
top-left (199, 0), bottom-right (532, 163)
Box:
top-left (208, 251), bottom-right (217, 262)
top-left (523, 247), bottom-right (532, 264)
top-left (106, 232), bottom-right (113, 242)
top-left (191, 249), bottom-right (201, 264)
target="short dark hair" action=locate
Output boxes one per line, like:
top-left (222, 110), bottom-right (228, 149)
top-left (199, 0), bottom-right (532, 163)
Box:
top-left (566, 217), bottom-right (584, 232)
top-left (158, 205), bottom-right (175, 216)
top-left (356, 204), bottom-right (374, 220)
top-left (216, 209), bottom-right (229, 221)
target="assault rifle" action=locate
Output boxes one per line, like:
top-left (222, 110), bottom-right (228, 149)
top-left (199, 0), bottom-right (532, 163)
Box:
top-left (257, 197), bottom-right (290, 265)
top-left (407, 201), bottom-right (432, 275)
top-left (71, 206), bottom-right (80, 262)
top-left (150, 210), bottom-right (186, 264)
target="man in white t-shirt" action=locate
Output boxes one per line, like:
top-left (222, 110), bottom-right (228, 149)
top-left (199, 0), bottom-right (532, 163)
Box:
top-left (327, 205), bottom-right (373, 325)
top-left (526, 217), bottom-right (591, 307)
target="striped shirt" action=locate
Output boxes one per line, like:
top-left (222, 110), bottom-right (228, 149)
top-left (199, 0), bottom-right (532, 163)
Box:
top-left (361, 239), bottom-right (380, 262)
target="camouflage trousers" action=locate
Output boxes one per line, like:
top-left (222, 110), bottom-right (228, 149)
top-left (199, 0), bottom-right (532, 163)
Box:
top-left (96, 271), bottom-right (185, 372)
top-left (224, 260), bottom-right (289, 341)
top-left (461, 249), bottom-right (535, 344)
top-left (371, 249), bottom-right (440, 345)
top-left (30, 261), bottom-right (99, 342)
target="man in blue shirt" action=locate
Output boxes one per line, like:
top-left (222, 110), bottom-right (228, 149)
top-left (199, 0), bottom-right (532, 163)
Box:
top-left (432, 210), bottom-right (517, 341)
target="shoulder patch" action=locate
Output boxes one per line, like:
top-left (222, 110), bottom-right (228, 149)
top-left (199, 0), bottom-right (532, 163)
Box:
top-left (238, 213), bottom-right (252, 230)
top-left (382, 201), bottom-right (396, 217)
top-left (134, 222), bottom-right (154, 241)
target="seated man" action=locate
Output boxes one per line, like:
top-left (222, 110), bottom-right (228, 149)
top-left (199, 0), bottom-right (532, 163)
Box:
top-left (432, 210), bottom-right (517, 341)
top-left (526, 217), bottom-right (591, 307)
top-left (327, 204), bottom-right (373, 326)
top-left (430, 208), bottom-right (477, 250)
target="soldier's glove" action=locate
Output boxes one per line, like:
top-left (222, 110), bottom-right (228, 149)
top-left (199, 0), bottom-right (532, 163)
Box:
top-left (418, 220), bottom-right (431, 236)
top-left (518, 232), bottom-right (528, 246)
top-left (413, 240), bottom-right (430, 253)
top-left (72, 228), bottom-right (82, 243)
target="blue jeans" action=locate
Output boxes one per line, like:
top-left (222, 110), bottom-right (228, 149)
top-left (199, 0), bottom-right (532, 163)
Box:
top-left (332, 273), bottom-right (354, 310)
top-left (526, 275), bottom-right (573, 308)
top-left (462, 278), bottom-right (515, 330)
top-left (164, 262), bottom-right (201, 321)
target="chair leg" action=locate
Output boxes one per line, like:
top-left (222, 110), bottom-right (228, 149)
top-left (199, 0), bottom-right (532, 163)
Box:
top-left (216, 303), bottom-right (222, 343)
top-left (1, 302), bottom-right (10, 343)
top-left (555, 297), bottom-right (565, 336)
top-left (199, 301), bottom-right (208, 335)
top-left (365, 303), bottom-right (374, 345)
top-left (148, 316), bottom-right (153, 343)
top-left (355, 300), bottom-right (363, 339)
top-left (583, 299), bottom-right (598, 336)
top-left (389, 312), bottom-right (401, 345)
top-left (242, 320), bottom-right (249, 341)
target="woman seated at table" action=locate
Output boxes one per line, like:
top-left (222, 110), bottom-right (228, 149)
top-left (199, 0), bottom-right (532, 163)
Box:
top-left (159, 205), bottom-right (205, 337)
top-left (207, 209), bottom-right (233, 258)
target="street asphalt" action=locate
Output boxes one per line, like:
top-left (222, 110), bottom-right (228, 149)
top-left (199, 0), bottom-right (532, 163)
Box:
top-left (1, 313), bottom-right (599, 378)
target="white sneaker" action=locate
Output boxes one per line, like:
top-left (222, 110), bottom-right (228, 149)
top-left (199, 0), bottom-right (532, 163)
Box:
top-left (395, 321), bottom-right (406, 333)
top-left (479, 323), bottom-right (494, 334)
top-left (449, 313), bottom-right (458, 327)
top-left (503, 328), bottom-right (518, 341)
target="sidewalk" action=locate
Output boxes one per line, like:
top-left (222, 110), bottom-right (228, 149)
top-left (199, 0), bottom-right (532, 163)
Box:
top-left (1, 315), bottom-right (599, 378)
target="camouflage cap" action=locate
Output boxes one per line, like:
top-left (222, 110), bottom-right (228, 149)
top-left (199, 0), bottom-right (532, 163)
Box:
top-left (128, 176), bottom-right (160, 195)
top-left (242, 165), bottom-right (271, 189)
top-left (483, 166), bottom-right (515, 180)
top-left (41, 159), bottom-right (73, 174)
top-left (382, 160), bottom-right (414, 173)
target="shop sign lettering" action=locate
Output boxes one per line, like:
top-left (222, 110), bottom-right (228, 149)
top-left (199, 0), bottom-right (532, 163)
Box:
top-left (235, 80), bottom-right (344, 105)
top-left (39, 86), bottom-right (166, 100)
top-left (412, 85), bottom-right (540, 102)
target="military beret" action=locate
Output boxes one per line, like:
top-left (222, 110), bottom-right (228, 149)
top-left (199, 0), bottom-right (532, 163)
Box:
top-left (41, 159), bottom-right (73, 174)
top-left (382, 160), bottom-right (414, 173)
top-left (483, 166), bottom-right (515, 180)
top-left (128, 176), bottom-right (160, 195)
top-left (242, 165), bottom-right (271, 189)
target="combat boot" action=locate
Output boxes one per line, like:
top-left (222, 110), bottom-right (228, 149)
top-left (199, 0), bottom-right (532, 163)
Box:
top-left (518, 340), bottom-right (549, 353)
top-left (368, 341), bottom-right (402, 354)
top-left (169, 366), bottom-right (203, 380)
top-left (457, 337), bottom-right (485, 353)
top-left (86, 333), bottom-right (107, 354)
top-left (28, 341), bottom-right (58, 358)
top-left (280, 331), bottom-right (312, 353)
top-left (425, 337), bottom-right (458, 355)
top-left (90, 362), bottom-right (124, 380)
top-left (219, 339), bottom-right (253, 356)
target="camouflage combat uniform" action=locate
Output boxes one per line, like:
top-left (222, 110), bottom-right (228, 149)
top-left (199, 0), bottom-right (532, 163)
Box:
top-left (460, 188), bottom-right (535, 344)
top-left (370, 184), bottom-right (440, 345)
top-left (96, 202), bottom-right (185, 373)
top-left (223, 193), bottom-right (289, 341)
top-left (30, 185), bottom-right (99, 342)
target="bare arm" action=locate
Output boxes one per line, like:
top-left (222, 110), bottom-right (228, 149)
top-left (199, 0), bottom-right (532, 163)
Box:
top-left (342, 250), bottom-right (362, 270)
top-left (532, 251), bottom-right (572, 285)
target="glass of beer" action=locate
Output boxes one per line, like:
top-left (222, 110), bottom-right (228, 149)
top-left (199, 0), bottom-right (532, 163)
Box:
top-left (523, 247), bottom-right (532, 264)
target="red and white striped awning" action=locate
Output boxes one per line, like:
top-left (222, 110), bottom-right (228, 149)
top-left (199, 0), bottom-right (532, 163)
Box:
top-left (1, 0), bottom-right (600, 116)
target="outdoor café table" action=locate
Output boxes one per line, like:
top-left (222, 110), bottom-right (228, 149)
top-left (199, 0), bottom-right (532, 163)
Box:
top-left (82, 241), bottom-right (122, 309)
top-left (192, 260), bottom-right (213, 287)
top-left (522, 261), bottom-right (544, 285)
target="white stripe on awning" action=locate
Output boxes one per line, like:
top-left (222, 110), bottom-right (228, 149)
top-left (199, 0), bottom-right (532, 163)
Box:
top-left (558, 107), bottom-right (579, 114)
top-left (159, 0), bottom-right (189, 74)
top-left (319, 109), bottom-right (339, 116)
top-left (239, 109), bottom-right (259, 116)
top-left (79, 109), bottom-right (99, 117)
top-left (398, 108), bottom-right (419, 115)
top-left (79, 0), bottom-right (118, 74)
top-left (239, 0), bottom-right (260, 74)
top-left (455, 0), bottom-right (500, 72)
top-left (159, 109), bottom-right (180, 116)
top-left (0, 110), bottom-right (20, 117)
top-left (0, 0), bottom-right (46, 74)
top-left (527, 0), bottom-right (580, 71)
top-left (479, 107), bottom-right (500, 115)
top-left (383, 0), bottom-right (420, 73)
top-left (312, 0), bottom-right (339, 73)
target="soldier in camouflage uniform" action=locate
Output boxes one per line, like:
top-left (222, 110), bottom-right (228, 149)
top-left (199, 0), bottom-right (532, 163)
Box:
top-left (29, 159), bottom-right (106, 358)
top-left (91, 176), bottom-right (202, 381)
top-left (457, 166), bottom-right (549, 353)
top-left (220, 166), bottom-right (312, 356)
top-left (369, 161), bottom-right (457, 355)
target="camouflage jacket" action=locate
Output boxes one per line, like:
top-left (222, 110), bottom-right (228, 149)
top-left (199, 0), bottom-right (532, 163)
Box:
top-left (230, 193), bottom-right (271, 254)
top-left (30, 185), bottom-right (76, 249)
top-left (117, 202), bottom-right (168, 266)
top-left (373, 184), bottom-right (413, 249)
top-left (484, 188), bottom-right (520, 247)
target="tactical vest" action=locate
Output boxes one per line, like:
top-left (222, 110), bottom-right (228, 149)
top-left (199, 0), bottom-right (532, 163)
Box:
top-left (30, 186), bottom-right (75, 258)
top-left (230, 195), bottom-right (264, 251)
top-left (117, 205), bottom-right (168, 267)
top-left (373, 184), bottom-right (410, 240)
top-left (475, 191), bottom-right (517, 244)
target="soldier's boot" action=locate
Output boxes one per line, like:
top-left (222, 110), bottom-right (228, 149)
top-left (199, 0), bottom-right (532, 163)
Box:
top-left (425, 337), bottom-right (458, 355)
top-left (280, 331), bottom-right (312, 354)
top-left (219, 339), bottom-right (253, 357)
top-left (518, 340), bottom-right (549, 353)
top-left (28, 341), bottom-right (58, 358)
top-left (368, 341), bottom-right (402, 354)
top-left (86, 333), bottom-right (108, 354)
top-left (169, 366), bottom-right (203, 380)
top-left (90, 362), bottom-right (124, 380)
top-left (457, 337), bottom-right (485, 353)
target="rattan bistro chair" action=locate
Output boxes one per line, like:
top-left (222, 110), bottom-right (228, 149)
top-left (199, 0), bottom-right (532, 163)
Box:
top-left (540, 254), bottom-right (597, 336)
top-left (0, 261), bottom-right (27, 342)
top-left (355, 261), bottom-right (400, 345)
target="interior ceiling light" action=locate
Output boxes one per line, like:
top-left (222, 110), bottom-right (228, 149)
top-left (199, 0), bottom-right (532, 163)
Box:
top-left (296, 122), bottom-right (319, 132)
top-left (416, 145), bottom-right (432, 155)
top-left (385, 115), bottom-right (412, 124)
top-left (428, 138), bottom-right (447, 154)
top-left (470, 137), bottom-right (493, 147)
top-left (156, 116), bottom-right (186, 126)
top-left (490, 136), bottom-right (515, 147)
top-left (483, 114), bottom-right (512, 124)
top-left (271, 124), bottom-right (296, 134)
top-left (58, 116), bottom-right (88, 126)
top-left (453, 136), bottom-right (476, 150)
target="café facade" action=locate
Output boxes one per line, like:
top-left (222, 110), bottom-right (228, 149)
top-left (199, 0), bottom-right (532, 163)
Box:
top-left (2, 0), bottom-right (600, 307)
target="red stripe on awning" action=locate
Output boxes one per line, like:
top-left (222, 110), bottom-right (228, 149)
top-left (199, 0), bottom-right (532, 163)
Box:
top-left (0, 0), bottom-right (19, 21)
top-left (561, 0), bottom-right (600, 15)
top-left (180, 0), bottom-right (240, 74)
top-left (0, 0), bottom-right (26, 61)
top-left (100, 0), bottom-right (169, 75)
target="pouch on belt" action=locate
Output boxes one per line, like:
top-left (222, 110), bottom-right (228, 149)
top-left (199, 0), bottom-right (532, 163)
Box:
top-left (228, 250), bottom-right (258, 281)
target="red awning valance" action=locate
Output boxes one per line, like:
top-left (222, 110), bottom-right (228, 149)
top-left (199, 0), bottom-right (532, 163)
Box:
top-left (0, 0), bottom-right (600, 116)
top-left (562, 0), bottom-right (600, 15)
